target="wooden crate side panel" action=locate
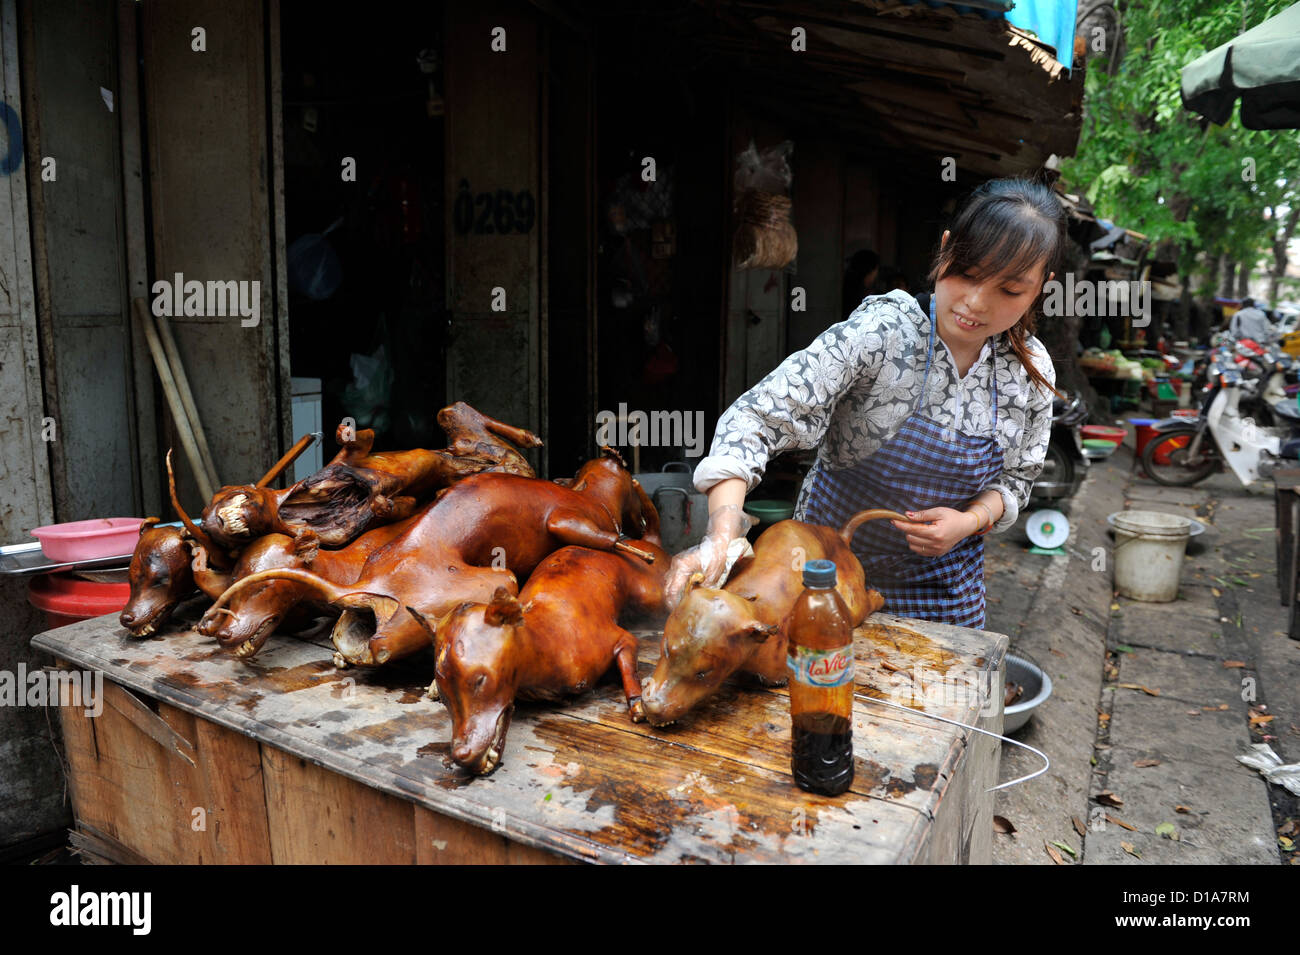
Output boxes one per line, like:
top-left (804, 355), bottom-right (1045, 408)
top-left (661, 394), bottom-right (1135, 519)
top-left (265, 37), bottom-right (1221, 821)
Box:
top-left (414, 806), bottom-right (573, 865)
top-left (261, 744), bottom-right (417, 864)
top-left (58, 681), bottom-right (272, 864)
top-left (160, 704), bottom-right (272, 863)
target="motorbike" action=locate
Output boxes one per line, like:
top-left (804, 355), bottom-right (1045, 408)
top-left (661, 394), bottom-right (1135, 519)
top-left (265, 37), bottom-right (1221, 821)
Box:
top-left (1141, 361), bottom-right (1300, 487)
top-left (1030, 391), bottom-right (1089, 502)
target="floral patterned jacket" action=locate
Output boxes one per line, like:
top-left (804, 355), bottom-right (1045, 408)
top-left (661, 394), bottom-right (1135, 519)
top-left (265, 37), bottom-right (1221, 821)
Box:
top-left (693, 288), bottom-right (1057, 533)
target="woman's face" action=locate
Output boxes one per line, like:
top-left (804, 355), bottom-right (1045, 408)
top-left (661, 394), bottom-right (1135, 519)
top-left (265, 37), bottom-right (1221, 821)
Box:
top-left (933, 230), bottom-right (1052, 350)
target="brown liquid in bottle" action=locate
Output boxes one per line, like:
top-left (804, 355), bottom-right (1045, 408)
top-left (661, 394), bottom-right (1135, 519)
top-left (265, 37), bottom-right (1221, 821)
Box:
top-left (787, 559), bottom-right (855, 796)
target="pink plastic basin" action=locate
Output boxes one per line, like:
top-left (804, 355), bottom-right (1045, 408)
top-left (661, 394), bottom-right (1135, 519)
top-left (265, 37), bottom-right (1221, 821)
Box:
top-left (29, 518), bottom-right (145, 562)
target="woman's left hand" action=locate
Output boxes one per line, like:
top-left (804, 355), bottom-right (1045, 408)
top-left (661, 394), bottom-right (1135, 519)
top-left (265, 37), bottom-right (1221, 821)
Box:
top-left (891, 507), bottom-right (979, 558)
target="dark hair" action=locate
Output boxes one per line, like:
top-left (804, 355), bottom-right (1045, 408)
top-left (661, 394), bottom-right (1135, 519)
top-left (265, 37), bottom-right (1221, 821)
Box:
top-left (927, 178), bottom-right (1067, 396)
top-left (1242, 297), bottom-right (1255, 308)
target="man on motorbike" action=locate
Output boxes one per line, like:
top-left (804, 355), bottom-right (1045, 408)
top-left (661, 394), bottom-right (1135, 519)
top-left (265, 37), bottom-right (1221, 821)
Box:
top-left (1230, 298), bottom-right (1275, 344)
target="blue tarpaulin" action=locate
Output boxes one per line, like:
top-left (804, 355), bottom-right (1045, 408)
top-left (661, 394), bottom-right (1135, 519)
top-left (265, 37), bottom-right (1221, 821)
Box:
top-left (899, 0), bottom-right (1079, 71)
top-left (1005, 0), bottom-right (1079, 71)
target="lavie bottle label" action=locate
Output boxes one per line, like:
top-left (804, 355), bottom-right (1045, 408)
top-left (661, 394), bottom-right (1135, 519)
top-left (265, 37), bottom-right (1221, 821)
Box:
top-left (787, 646), bottom-right (854, 688)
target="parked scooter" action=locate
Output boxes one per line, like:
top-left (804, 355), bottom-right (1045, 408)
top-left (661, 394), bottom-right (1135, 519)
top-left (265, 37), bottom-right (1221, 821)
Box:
top-left (1141, 361), bottom-right (1300, 487)
top-left (1030, 391), bottom-right (1089, 502)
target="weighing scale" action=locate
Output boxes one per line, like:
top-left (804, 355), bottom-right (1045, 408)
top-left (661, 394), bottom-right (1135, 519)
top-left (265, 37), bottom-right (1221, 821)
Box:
top-left (1026, 508), bottom-right (1070, 555)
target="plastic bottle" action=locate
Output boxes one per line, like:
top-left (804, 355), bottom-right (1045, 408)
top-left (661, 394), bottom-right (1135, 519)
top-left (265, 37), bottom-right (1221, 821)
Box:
top-left (787, 558), bottom-right (855, 795)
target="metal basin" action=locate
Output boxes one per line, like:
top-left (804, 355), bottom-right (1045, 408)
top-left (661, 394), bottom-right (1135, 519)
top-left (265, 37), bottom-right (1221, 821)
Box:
top-left (1004, 653), bottom-right (1053, 734)
top-left (633, 463), bottom-right (707, 555)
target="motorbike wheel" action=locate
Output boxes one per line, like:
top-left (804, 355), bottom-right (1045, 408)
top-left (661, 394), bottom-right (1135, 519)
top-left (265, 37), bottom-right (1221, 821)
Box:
top-left (1036, 441), bottom-right (1076, 495)
top-left (1140, 427), bottom-right (1218, 486)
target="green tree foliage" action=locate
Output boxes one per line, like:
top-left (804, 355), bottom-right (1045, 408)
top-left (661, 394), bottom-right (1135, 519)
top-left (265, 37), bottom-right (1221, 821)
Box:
top-left (1062, 0), bottom-right (1300, 286)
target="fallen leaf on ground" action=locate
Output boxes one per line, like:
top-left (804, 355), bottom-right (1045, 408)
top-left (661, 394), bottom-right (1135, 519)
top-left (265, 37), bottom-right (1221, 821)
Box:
top-left (1186, 710), bottom-right (1200, 716)
top-left (1278, 820), bottom-right (1297, 837)
top-left (1222, 660), bottom-right (1246, 669)
top-left (1107, 814), bottom-right (1136, 831)
top-left (1045, 842), bottom-right (1065, 865)
top-left (1070, 607), bottom-right (1082, 615)
top-left (1280, 836), bottom-right (1294, 851)
top-left (1115, 644), bottom-right (1135, 654)
top-left (1250, 714), bottom-right (1276, 726)
top-left (1120, 841), bottom-right (1141, 859)
top-left (1097, 791), bottom-right (1124, 808)
top-left (1155, 822), bottom-right (1178, 840)
top-left (1072, 816), bottom-right (1087, 837)
top-left (1110, 603), bottom-right (1121, 611)
top-left (1118, 683), bottom-right (1161, 696)
top-left (1050, 647), bottom-right (1066, 657)
top-left (993, 815), bottom-right (1016, 834)
top-left (1133, 758), bottom-right (1161, 767)
top-left (1211, 587), bottom-right (1222, 597)
top-left (1098, 712), bottom-right (1111, 722)
top-left (1051, 840), bottom-right (1078, 858)
top-left (1175, 805), bottom-right (1193, 814)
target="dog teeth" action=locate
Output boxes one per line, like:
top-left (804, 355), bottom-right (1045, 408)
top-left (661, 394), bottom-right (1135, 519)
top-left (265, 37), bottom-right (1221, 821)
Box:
top-left (236, 639), bottom-right (256, 658)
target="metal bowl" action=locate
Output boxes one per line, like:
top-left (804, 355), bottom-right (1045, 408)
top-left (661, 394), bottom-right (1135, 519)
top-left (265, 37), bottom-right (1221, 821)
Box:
top-left (1004, 653), bottom-right (1053, 734)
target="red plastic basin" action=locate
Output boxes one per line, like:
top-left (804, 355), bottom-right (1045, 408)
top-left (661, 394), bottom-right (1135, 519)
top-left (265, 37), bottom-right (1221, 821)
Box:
top-left (28, 573), bottom-right (131, 630)
top-left (1081, 425), bottom-right (1126, 445)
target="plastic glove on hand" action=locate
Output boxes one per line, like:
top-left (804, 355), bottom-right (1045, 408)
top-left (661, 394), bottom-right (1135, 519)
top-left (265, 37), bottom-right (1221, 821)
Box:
top-left (663, 505), bottom-right (757, 607)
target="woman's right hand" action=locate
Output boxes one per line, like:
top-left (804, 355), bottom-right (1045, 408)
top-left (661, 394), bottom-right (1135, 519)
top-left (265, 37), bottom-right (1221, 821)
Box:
top-left (663, 504), bottom-right (756, 608)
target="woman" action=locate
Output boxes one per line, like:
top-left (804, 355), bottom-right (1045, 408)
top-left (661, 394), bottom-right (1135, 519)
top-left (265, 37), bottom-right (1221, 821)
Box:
top-left (665, 178), bottom-right (1063, 629)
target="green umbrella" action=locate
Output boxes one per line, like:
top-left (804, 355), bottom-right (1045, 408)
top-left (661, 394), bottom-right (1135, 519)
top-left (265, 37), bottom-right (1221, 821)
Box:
top-left (1181, 1), bottom-right (1300, 129)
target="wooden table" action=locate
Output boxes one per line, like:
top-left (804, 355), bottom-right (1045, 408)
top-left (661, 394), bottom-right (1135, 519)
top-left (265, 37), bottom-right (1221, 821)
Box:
top-left (33, 604), bottom-right (1007, 864)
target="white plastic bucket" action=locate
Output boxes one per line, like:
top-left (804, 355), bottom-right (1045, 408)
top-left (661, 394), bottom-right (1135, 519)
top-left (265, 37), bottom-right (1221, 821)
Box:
top-left (1110, 510), bottom-right (1192, 602)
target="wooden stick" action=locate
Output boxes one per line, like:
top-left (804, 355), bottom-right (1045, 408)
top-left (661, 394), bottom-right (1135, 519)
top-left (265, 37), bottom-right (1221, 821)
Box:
top-left (132, 298), bottom-right (214, 501)
top-left (256, 432), bottom-right (318, 488)
top-left (153, 311), bottom-right (221, 492)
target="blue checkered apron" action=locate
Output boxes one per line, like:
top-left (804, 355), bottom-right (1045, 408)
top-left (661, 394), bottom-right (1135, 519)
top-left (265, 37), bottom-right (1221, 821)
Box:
top-left (802, 296), bottom-right (1003, 628)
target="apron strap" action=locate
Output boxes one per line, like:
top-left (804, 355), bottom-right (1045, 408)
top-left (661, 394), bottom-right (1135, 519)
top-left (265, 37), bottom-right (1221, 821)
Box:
top-left (920, 295), bottom-right (938, 407)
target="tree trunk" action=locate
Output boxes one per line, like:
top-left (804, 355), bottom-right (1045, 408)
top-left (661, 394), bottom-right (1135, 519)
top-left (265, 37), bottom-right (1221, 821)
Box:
top-left (1270, 206), bottom-right (1299, 306)
top-left (1220, 257), bottom-right (1236, 298)
top-left (1236, 262), bottom-right (1251, 299)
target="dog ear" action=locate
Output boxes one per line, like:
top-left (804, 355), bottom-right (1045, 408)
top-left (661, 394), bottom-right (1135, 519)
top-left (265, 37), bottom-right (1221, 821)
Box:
top-left (406, 606), bottom-right (436, 639)
top-left (139, 517), bottom-right (161, 536)
top-left (673, 572), bottom-right (707, 610)
top-left (742, 621), bottom-right (781, 645)
top-left (484, 588), bottom-right (524, 627)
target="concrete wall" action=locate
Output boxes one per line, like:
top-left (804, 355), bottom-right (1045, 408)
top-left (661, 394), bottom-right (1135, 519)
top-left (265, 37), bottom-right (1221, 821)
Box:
top-left (0, 0), bottom-right (67, 848)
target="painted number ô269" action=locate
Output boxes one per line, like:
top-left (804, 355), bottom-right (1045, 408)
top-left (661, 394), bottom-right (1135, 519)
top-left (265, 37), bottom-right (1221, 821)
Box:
top-left (453, 180), bottom-right (535, 235)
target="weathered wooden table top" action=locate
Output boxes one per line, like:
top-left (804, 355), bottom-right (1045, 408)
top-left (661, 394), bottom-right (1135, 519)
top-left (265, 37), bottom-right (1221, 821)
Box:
top-left (33, 603), bottom-right (1007, 864)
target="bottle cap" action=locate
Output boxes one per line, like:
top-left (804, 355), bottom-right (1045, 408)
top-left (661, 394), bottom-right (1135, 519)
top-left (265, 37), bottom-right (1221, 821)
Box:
top-left (802, 559), bottom-right (836, 588)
